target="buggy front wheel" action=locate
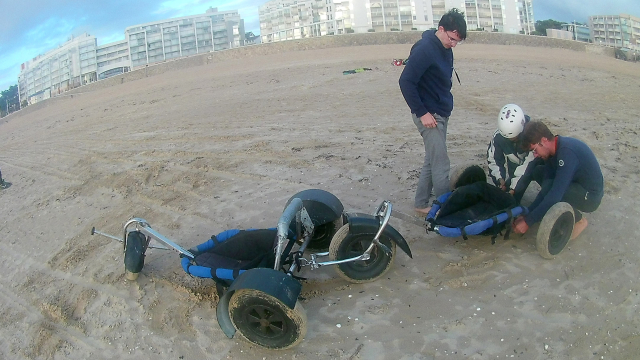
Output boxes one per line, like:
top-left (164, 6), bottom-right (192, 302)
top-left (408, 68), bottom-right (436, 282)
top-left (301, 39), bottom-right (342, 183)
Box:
top-left (228, 289), bottom-right (307, 350)
top-left (124, 231), bottom-right (147, 280)
top-left (329, 224), bottom-right (396, 283)
top-left (536, 202), bottom-right (574, 259)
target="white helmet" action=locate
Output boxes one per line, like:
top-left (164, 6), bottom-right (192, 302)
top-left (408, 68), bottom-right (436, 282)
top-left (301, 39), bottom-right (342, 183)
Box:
top-left (497, 104), bottom-right (526, 139)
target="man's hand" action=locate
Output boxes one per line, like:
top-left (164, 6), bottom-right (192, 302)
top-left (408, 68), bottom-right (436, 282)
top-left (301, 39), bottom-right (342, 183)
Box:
top-left (513, 216), bottom-right (529, 234)
top-left (499, 178), bottom-right (507, 191)
top-left (420, 113), bottom-right (437, 128)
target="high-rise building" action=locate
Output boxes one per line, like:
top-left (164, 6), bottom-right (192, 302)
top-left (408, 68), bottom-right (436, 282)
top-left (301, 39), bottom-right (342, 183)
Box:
top-left (16, 8), bottom-right (247, 103)
top-left (589, 13), bottom-right (640, 50)
top-left (259, 0), bottom-right (349, 43)
top-left (464, 0), bottom-right (533, 34)
top-left (18, 33), bottom-right (98, 104)
top-left (259, 0), bottom-right (535, 42)
top-left (96, 40), bottom-right (131, 80)
top-left (125, 7), bottom-right (245, 69)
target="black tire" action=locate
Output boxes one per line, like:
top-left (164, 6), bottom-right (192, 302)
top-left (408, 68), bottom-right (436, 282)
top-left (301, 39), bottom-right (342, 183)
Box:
top-left (229, 289), bottom-right (307, 350)
top-left (304, 217), bottom-right (343, 250)
top-left (449, 163), bottom-right (487, 191)
top-left (329, 224), bottom-right (395, 283)
top-left (124, 231), bottom-right (147, 280)
top-left (536, 202), bottom-right (574, 259)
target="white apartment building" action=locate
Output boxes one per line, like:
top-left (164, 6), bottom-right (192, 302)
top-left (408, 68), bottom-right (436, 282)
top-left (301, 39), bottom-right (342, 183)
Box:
top-left (259, 0), bottom-right (341, 43)
top-left (96, 40), bottom-right (131, 80)
top-left (18, 33), bottom-right (98, 105)
top-left (464, 0), bottom-right (533, 34)
top-left (15, 8), bottom-right (248, 102)
top-left (589, 13), bottom-right (640, 50)
top-left (125, 7), bottom-right (245, 69)
top-left (259, 0), bottom-right (534, 42)
top-left (518, 0), bottom-right (534, 35)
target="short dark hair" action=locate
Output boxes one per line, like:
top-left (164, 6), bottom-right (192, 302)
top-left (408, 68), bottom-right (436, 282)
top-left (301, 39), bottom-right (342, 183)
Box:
top-left (439, 8), bottom-right (467, 40)
top-left (521, 121), bottom-right (555, 148)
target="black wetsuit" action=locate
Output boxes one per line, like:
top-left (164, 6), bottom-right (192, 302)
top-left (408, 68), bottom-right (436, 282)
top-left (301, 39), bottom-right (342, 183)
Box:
top-left (525, 136), bottom-right (604, 225)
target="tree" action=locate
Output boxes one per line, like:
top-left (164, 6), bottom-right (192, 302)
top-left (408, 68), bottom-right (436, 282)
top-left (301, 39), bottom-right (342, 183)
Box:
top-left (0, 85), bottom-right (19, 117)
top-left (533, 19), bottom-right (564, 36)
top-left (245, 31), bottom-right (259, 41)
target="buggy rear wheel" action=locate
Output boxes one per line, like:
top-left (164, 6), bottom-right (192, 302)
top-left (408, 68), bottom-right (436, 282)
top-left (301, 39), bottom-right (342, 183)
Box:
top-left (124, 231), bottom-right (147, 280)
top-left (329, 224), bottom-right (395, 283)
top-left (536, 202), bottom-right (574, 259)
top-left (229, 289), bottom-right (307, 350)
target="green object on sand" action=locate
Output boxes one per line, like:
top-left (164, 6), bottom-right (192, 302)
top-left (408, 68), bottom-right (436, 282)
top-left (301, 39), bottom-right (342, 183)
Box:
top-left (343, 68), bottom-right (372, 75)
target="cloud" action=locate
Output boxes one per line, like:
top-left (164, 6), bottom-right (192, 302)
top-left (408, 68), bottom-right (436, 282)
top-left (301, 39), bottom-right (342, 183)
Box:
top-left (0, 0), bottom-right (265, 90)
top-left (535, 0), bottom-right (640, 22)
top-left (153, 0), bottom-right (207, 17)
top-left (25, 17), bottom-right (78, 49)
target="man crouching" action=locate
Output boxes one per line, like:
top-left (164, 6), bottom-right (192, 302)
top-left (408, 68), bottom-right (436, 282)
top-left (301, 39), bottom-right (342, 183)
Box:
top-left (513, 121), bottom-right (604, 240)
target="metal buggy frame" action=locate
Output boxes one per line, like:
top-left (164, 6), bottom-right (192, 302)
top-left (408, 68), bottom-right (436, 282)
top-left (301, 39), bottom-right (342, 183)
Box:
top-left (92, 189), bottom-right (412, 349)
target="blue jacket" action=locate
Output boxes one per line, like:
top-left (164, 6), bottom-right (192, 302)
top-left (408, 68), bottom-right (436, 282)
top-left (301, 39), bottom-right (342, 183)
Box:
top-left (399, 30), bottom-right (454, 118)
top-left (525, 136), bottom-right (604, 225)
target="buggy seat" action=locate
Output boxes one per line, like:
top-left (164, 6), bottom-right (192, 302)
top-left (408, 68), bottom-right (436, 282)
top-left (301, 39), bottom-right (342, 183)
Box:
top-left (426, 182), bottom-right (528, 242)
top-left (181, 229), bottom-right (278, 283)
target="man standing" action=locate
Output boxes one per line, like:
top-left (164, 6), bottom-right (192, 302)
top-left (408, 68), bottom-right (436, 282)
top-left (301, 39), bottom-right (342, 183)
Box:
top-left (399, 8), bottom-right (467, 214)
top-left (513, 121), bottom-right (604, 240)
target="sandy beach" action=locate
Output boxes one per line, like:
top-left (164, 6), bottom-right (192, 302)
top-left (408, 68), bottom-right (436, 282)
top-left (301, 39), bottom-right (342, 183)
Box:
top-left (1, 43), bottom-right (640, 359)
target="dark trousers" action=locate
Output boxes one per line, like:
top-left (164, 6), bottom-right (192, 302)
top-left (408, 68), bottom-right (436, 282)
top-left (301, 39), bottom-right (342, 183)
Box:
top-left (534, 165), bottom-right (602, 222)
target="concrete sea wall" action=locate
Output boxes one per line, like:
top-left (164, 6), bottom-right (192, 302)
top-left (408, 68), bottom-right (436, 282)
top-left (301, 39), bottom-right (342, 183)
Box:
top-left (7, 32), bottom-right (614, 119)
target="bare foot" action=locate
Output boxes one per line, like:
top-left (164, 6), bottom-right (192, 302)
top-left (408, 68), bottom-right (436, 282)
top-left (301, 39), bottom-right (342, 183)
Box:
top-left (415, 207), bottom-right (431, 215)
top-left (571, 217), bottom-right (588, 240)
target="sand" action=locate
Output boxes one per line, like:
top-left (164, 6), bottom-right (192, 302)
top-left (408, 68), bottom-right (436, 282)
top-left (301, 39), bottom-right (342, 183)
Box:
top-left (1, 43), bottom-right (639, 360)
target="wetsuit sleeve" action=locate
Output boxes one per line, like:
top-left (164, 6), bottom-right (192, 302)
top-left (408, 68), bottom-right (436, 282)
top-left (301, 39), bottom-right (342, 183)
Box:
top-left (525, 149), bottom-right (579, 225)
top-left (487, 134), bottom-right (506, 186)
top-left (399, 45), bottom-right (435, 119)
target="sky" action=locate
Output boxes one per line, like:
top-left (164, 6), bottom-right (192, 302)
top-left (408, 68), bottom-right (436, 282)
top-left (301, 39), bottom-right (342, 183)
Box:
top-left (1, 0), bottom-right (639, 91)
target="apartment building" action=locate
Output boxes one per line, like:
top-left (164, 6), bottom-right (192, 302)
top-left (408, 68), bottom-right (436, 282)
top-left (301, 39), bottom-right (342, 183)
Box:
top-left (16, 8), bottom-right (247, 102)
top-left (518, 0), bottom-right (534, 35)
top-left (125, 7), bottom-right (245, 69)
top-left (96, 40), bottom-right (131, 80)
top-left (259, 0), bottom-right (344, 43)
top-left (465, 0), bottom-right (533, 34)
top-left (561, 23), bottom-right (591, 43)
top-left (258, 0), bottom-right (432, 40)
top-left (18, 33), bottom-right (98, 104)
top-left (589, 13), bottom-right (640, 50)
top-left (259, 0), bottom-right (534, 42)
